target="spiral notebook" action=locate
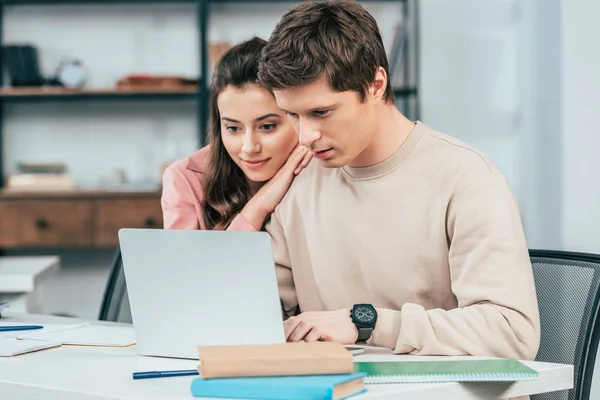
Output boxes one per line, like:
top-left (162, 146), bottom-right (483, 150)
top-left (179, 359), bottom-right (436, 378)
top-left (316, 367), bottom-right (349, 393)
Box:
top-left (353, 359), bottom-right (539, 384)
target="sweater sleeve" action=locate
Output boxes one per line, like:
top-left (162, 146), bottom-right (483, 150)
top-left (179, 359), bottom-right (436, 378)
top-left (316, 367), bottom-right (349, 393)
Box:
top-left (161, 165), bottom-right (257, 232)
top-left (266, 208), bottom-right (299, 318)
top-left (369, 173), bottom-right (541, 360)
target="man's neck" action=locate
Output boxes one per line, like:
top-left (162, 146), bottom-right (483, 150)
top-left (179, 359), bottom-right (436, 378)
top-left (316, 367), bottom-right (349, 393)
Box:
top-left (349, 105), bottom-right (416, 168)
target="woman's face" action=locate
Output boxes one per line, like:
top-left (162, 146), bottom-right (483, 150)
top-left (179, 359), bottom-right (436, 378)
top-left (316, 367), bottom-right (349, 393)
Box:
top-left (218, 84), bottom-right (298, 184)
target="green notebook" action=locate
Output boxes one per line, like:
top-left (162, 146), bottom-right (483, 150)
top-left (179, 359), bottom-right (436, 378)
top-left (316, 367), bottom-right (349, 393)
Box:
top-left (353, 359), bottom-right (539, 384)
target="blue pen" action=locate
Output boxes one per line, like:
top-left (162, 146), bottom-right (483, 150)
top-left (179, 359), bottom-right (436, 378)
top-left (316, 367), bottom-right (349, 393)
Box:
top-left (133, 369), bottom-right (199, 380)
top-left (0, 325), bottom-right (44, 332)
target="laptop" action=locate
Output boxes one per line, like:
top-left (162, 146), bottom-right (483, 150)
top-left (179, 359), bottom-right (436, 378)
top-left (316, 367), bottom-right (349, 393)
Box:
top-left (118, 228), bottom-right (286, 360)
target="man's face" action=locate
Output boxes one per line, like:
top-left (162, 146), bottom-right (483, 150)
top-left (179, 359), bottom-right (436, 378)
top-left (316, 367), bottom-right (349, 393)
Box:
top-left (273, 77), bottom-right (378, 168)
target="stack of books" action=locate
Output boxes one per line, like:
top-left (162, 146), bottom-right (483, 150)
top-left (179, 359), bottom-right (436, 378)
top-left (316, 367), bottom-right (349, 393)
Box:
top-left (188, 342), bottom-right (540, 399)
top-left (191, 342), bottom-right (366, 400)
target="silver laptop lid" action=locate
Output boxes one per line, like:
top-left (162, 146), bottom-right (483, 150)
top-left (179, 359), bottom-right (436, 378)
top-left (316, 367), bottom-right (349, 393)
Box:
top-left (118, 228), bottom-right (285, 360)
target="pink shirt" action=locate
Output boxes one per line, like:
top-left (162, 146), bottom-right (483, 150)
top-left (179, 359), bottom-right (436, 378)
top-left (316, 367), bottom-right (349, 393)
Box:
top-left (161, 145), bottom-right (258, 231)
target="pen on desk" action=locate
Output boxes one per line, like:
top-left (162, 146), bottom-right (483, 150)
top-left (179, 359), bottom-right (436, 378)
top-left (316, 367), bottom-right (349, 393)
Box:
top-left (133, 369), bottom-right (199, 380)
top-left (0, 325), bottom-right (44, 332)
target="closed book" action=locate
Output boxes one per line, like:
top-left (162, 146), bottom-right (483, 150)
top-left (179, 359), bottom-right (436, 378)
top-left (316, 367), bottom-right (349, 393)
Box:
top-left (197, 342), bottom-right (353, 379)
top-left (190, 373), bottom-right (367, 400)
top-left (353, 359), bottom-right (539, 384)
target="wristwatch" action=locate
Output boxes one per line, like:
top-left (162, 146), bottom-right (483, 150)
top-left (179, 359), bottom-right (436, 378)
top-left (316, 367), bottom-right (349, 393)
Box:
top-left (350, 304), bottom-right (377, 342)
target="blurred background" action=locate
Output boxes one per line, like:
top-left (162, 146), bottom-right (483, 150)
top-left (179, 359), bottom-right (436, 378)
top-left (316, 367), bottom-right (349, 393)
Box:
top-left (0, 0), bottom-right (597, 337)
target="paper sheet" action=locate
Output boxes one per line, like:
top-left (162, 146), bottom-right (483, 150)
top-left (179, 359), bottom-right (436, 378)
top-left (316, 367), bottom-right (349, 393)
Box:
top-left (0, 337), bottom-right (61, 357)
top-left (0, 322), bottom-right (85, 338)
top-left (17, 323), bottom-right (137, 347)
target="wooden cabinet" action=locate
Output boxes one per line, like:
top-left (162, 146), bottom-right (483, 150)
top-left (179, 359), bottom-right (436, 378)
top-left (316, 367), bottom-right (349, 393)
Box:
top-left (0, 199), bottom-right (93, 247)
top-left (95, 198), bottom-right (163, 246)
top-left (0, 190), bottom-right (162, 248)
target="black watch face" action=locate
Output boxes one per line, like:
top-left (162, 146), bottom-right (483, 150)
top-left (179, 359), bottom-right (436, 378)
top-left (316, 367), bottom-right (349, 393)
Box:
top-left (355, 305), bottom-right (376, 324)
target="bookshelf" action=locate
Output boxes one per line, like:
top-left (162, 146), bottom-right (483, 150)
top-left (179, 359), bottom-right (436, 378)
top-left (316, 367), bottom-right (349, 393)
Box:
top-left (0, 0), bottom-right (419, 195)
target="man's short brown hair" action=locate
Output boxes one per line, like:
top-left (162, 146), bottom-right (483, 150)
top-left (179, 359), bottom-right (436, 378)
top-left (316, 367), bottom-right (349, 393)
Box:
top-left (258, 0), bottom-right (395, 104)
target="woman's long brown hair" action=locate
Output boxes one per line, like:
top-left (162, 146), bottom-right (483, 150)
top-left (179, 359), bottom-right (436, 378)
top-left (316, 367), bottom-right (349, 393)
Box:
top-left (202, 37), bottom-right (268, 230)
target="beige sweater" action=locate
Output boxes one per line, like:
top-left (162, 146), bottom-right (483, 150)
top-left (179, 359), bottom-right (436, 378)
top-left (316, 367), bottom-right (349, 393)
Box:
top-left (266, 121), bottom-right (540, 360)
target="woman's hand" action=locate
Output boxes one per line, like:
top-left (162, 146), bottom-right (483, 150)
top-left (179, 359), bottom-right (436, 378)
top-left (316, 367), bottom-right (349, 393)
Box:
top-left (241, 145), bottom-right (312, 229)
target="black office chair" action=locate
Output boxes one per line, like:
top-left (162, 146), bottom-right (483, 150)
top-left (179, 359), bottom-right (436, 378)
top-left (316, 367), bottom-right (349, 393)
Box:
top-left (98, 247), bottom-right (133, 323)
top-left (530, 250), bottom-right (600, 400)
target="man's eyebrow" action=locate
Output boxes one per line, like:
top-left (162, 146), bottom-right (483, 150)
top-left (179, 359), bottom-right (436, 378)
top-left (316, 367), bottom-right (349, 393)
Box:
top-left (308, 103), bottom-right (338, 112)
top-left (280, 104), bottom-right (339, 114)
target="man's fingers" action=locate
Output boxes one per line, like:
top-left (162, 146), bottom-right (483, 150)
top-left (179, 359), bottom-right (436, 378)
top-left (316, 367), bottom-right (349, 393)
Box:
top-left (283, 316), bottom-right (301, 341)
top-left (287, 320), bottom-right (312, 342)
top-left (303, 327), bottom-right (322, 343)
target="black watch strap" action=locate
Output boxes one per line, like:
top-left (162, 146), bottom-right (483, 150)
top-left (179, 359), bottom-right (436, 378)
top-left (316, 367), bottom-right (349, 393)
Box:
top-left (357, 327), bottom-right (373, 342)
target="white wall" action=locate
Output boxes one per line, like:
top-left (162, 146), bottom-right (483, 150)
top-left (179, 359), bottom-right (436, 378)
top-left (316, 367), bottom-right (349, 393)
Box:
top-left (421, 0), bottom-right (600, 254)
top-left (2, 2), bottom-right (402, 187)
top-left (420, 0), bottom-right (532, 232)
top-left (512, 0), bottom-right (600, 254)
top-left (561, 0), bottom-right (600, 254)
top-left (518, 0), bottom-right (564, 250)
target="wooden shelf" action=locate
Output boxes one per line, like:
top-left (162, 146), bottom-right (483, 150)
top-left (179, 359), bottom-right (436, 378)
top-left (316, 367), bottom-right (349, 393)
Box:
top-left (0, 86), bottom-right (413, 101)
top-left (0, 188), bottom-right (161, 200)
top-left (0, 87), bottom-right (198, 101)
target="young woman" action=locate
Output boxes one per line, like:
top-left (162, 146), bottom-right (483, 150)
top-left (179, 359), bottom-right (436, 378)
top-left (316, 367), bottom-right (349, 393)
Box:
top-left (161, 37), bottom-right (311, 231)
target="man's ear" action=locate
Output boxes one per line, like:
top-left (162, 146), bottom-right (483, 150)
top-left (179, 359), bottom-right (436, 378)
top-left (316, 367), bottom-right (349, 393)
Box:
top-left (368, 66), bottom-right (388, 102)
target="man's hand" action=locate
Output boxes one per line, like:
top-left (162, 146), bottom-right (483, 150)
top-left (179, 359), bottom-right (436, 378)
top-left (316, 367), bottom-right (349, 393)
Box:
top-left (284, 309), bottom-right (358, 344)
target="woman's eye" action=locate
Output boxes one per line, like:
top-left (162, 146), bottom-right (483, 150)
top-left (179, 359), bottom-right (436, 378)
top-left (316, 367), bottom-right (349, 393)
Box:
top-left (261, 123), bottom-right (276, 132)
top-left (225, 126), bottom-right (240, 133)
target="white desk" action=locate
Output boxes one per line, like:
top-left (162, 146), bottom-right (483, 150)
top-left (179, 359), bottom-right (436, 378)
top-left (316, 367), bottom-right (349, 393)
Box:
top-left (0, 256), bottom-right (60, 313)
top-left (0, 312), bottom-right (574, 400)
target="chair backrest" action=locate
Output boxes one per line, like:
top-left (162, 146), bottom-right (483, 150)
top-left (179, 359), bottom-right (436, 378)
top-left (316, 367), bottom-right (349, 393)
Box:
top-left (98, 247), bottom-right (132, 324)
top-left (530, 250), bottom-right (600, 400)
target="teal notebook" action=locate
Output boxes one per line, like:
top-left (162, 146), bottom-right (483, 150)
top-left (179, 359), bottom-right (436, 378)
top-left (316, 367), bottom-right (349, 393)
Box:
top-left (190, 373), bottom-right (367, 400)
top-left (353, 359), bottom-right (539, 384)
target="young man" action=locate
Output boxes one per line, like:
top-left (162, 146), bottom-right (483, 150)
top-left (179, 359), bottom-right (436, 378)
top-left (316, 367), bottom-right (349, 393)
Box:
top-left (258, 0), bottom-right (540, 360)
